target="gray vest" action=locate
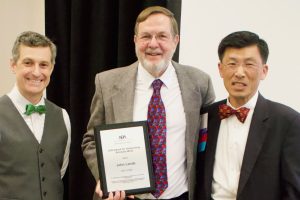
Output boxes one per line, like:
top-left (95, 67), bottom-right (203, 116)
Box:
top-left (0, 95), bottom-right (68, 200)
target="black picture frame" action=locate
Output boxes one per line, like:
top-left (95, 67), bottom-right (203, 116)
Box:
top-left (94, 121), bottom-right (154, 198)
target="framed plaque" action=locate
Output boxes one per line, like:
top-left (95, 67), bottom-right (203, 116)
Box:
top-left (94, 121), bottom-right (154, 197)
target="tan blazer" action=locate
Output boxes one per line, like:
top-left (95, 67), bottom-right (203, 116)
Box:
top-left (82, 61), bottom-right (215, 200)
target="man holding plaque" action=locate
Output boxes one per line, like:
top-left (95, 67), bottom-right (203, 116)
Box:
top-left (82, 6), bottom-right (215, 200)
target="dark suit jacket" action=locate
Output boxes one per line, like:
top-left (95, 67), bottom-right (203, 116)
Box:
top-left (196, 94), bottom-right (300, 200)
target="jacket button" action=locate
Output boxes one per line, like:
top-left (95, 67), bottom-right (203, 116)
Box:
top-left (43, 191), bottom-right (47, 196)
top-left (39, 148), bottom-right (43, 153)
top-left (42, 177), bottom-right (46, 181)
top-left (41, 162), bottom-right (45, 167)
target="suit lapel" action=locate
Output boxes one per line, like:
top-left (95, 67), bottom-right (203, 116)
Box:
top-left (111, 63), bottom-right (138, 123)
top-left (173, 62), bottom-right (202, 162)
top-left (237, 94), bottom-right (270, 197)
top-left (204, 101), bottom-right (224, 196)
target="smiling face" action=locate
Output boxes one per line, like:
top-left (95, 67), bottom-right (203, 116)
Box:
top-left (11, 45), bottom-right (54, 104)
top-left (218, 45), bottom-right (268, 107)
top-left (134, 13), bottom-right (179, 77)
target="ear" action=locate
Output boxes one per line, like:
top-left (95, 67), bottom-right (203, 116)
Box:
top-left (218, 62), bottom-right (224, 78)
top-left (134, 35), bottom-right (137, 44)
top-left (173, 34), bottom-right (180, 46)
top-left (10, 59), bottom-right (17, 74)
top-left (50, 64), bottom-right (55, 74)
top-left (169, 35), bottom-right (179, 52)
top-left (260, 64), bottom-right (269, 80)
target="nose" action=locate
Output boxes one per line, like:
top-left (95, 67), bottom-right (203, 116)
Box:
top-left (148, 35), bottom-right (159, 48)
top-left (234, 65), bottom-right (246, 78)
top-left (32, 64), bottom-right (41, 76)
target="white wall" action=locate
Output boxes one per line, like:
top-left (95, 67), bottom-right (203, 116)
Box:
top-left (0, 0), bottom-right (44, 95)
top-left (180, 0), bottom-right (300, 112)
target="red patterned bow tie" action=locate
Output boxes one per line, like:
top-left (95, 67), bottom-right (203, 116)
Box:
top-left (218, 104), bottom-right (250, 123)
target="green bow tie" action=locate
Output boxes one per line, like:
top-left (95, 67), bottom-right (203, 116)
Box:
top-left (24, 104), bottom-right (46, 115)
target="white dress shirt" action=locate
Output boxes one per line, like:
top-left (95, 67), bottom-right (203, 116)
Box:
top-left (133, 62), bottom-right (188, 199)
top-left (212, 92), bottom-right (258, 200)
top-left (7, 85), bottom-right (71, 178)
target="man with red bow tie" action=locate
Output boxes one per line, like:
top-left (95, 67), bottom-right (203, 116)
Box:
top-left (196, 31), bottom-right (300, 200)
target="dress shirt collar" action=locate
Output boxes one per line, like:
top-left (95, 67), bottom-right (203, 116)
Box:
top-left (7, 85), bottom-right (45, 115)
top-left (137, 61), bottom-right (174, 89)
top-left (226, 91), bottom-right (259, 110)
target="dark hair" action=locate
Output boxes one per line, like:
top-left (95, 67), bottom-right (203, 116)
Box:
top-left (218, 31), bottom-right (269, 64)
top-left (12, 31), bottom-right (57, 64)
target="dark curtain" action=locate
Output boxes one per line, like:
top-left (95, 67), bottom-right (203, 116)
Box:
top-left (45, 0), bottom-right (182, 199)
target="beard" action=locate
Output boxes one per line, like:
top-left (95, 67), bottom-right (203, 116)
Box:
top-left (135, 47), bottom-right (174, 77)
top-left (141, 58), bottom-right (168, 76)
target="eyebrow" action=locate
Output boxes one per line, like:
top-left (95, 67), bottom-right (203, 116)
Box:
top-left (139, 31), bottom-right (169, 35)
top-left (244, 57), bottom-right (257, 61)
top-left (225, 57), bottom-right (257, 62)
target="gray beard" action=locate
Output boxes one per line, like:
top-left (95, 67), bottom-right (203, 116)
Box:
top-left (141, 58), bottom-right (168, 76)
top-left (135, 46), bottom-right (175, 77)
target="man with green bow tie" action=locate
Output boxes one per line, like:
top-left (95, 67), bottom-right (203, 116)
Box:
top-left (0, 31), bottom-right (71, 200)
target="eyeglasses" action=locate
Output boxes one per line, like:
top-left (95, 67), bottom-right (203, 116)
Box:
top-left (222, 62), bottom-right (260, 71)
top-left (137, 33), bottom-right (173, 43)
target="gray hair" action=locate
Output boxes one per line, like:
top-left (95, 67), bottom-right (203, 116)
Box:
top-left (12, 31), bottom-right (57, 64)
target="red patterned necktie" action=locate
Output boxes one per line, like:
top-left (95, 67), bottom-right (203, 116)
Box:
top-left (218, 104), bottom-right (250, 123)
top-left (147, 79), bottom-right (168, 198)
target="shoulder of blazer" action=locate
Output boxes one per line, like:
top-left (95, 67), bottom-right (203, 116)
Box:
top-left (202, 100), bottom-right (226, 113)
top-left (256, 94), bottom-right (300, 120)
top-left (172, 60), bottom-right (211, 79)
top-left (96, 61), bottom-right (138, 80)
top-left (94, 62), bottom-right (138, 89)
